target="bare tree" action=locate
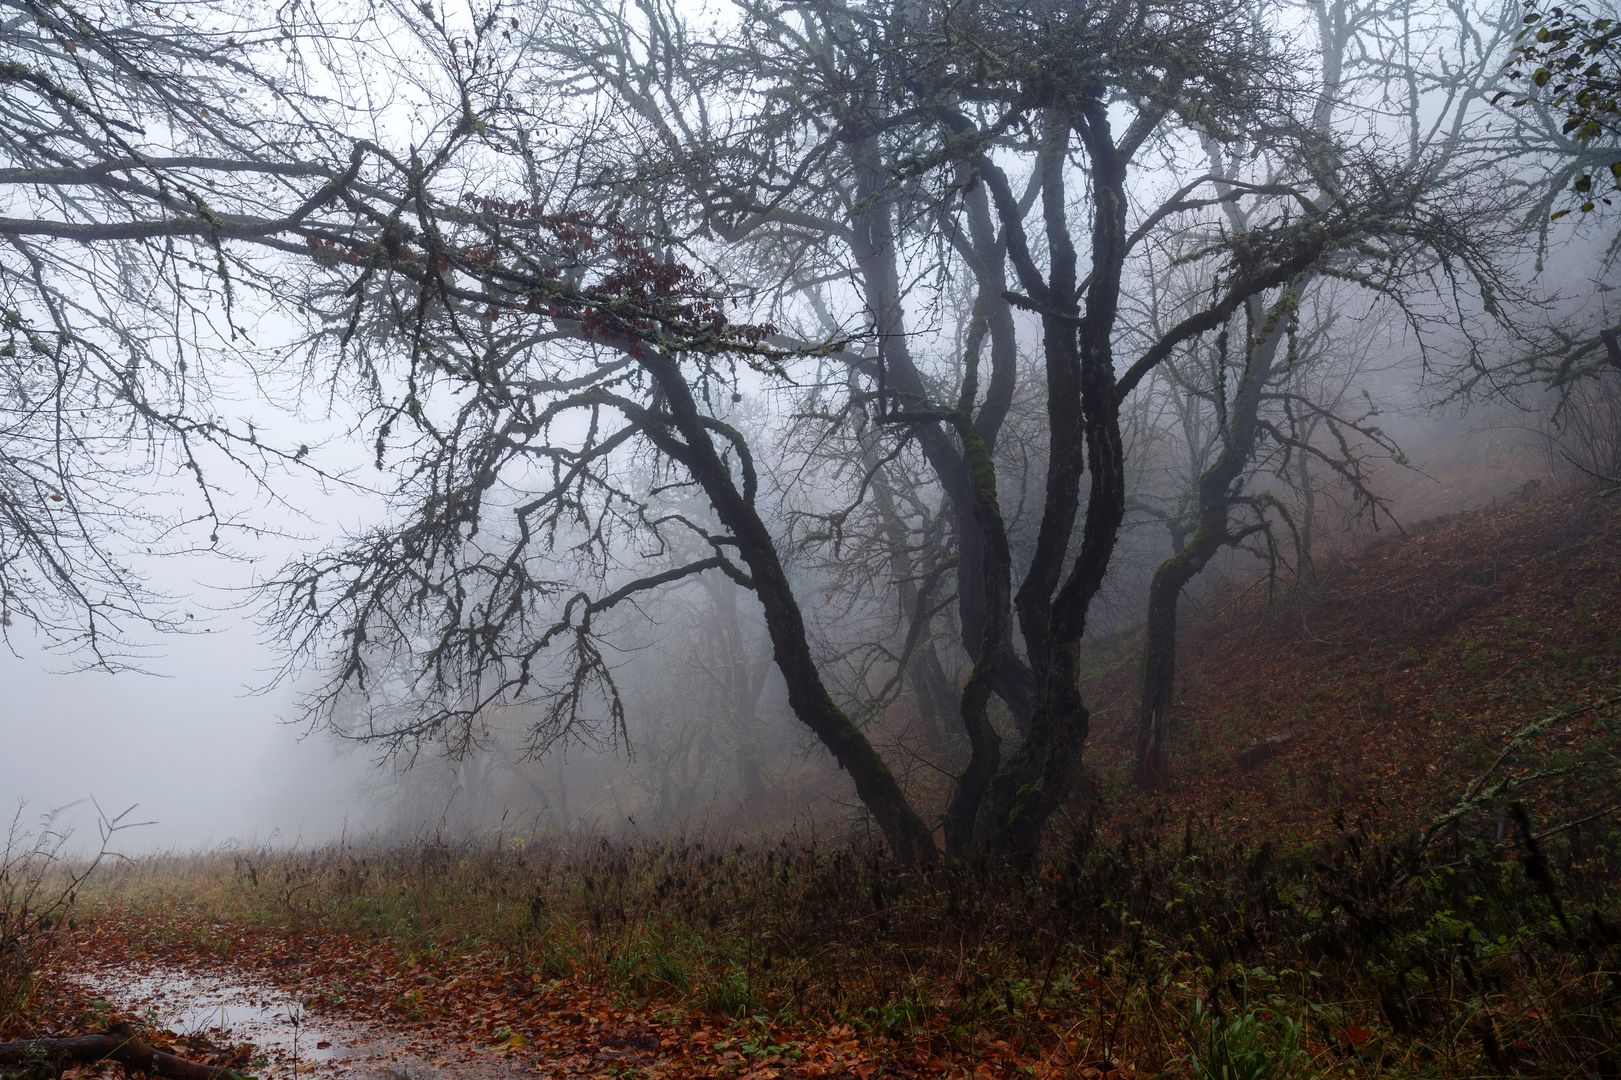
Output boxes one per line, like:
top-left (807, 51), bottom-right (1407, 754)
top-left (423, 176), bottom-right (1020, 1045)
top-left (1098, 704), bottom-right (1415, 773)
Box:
top-left (247, 0), bottom-right (1544, 864)
top-left (8, 0), bottom-right (1574, 862)
top-left (1125, 0), bottom-right (1562, 788)
top-left (0, 0), bottom-right (379, 665)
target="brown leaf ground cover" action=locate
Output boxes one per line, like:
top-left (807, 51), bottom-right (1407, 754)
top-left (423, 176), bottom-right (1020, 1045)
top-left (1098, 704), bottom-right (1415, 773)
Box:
top-left (1086, 484), bottom-right (1621, 842)
top-left (38, 903), bottom-right (1090, 1078)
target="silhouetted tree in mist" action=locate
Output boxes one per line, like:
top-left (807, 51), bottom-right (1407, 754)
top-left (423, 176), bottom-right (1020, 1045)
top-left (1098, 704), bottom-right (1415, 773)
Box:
top-left (6, 0), bottom-right (1607, 866)
top-left (271, 0), bottom-right (1530, 860)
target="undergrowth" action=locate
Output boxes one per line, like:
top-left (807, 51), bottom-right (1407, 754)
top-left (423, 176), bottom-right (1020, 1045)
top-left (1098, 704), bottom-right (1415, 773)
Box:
top-left (1, 801), bottom-right (135, 1036)
top-left (26, 493), bottom-right (1621, 1075)
top-left (76, 794), bottom-right (1620, 1078)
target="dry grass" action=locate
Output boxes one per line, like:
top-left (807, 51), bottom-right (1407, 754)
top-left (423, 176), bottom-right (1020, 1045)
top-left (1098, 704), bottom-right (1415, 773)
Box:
top-left (61, 800), bottom-right (1621, 1079)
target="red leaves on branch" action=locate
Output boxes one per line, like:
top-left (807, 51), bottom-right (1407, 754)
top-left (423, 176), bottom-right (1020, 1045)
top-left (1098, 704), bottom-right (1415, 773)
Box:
top-left (305, 233), bottom-right (364, 267)
top-left (300, 197), bottom-right (777, 358)
top-left (455, 193), bottom-right (777, 351)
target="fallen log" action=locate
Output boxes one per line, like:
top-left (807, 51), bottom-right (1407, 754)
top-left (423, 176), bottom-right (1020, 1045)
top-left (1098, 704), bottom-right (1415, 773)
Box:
top-left (0, 1023), bottom-right (253, 1079)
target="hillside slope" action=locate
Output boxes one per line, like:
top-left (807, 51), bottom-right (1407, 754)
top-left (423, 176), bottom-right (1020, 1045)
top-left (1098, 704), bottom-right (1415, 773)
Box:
top-left (1088, 484), bottom-right (1621, 840)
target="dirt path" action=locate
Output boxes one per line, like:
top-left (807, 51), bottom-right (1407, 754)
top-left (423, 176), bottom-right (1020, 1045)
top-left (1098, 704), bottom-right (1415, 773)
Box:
top-left (68, 961), bottom-right (540, 1079)
top-left (55, 910), bottom-right (1029, 1077)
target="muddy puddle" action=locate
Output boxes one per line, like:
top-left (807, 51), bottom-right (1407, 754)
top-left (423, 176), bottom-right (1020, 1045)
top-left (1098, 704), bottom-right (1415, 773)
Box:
top-left (72, 964), bottom-right (539, 1078)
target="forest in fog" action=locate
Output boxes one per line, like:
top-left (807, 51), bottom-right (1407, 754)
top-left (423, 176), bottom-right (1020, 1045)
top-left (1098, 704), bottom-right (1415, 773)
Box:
top-left (2, 0), bottom-right (1619, 1075)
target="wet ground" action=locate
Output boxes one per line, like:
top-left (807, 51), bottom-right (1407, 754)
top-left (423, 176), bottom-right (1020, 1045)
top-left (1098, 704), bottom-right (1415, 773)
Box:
top-left (71, 963), bottom-right (539, 1078)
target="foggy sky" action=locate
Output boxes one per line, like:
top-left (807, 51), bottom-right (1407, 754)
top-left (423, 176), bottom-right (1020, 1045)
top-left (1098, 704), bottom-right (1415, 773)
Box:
top-left (2, 413), bottom-right (385, 853)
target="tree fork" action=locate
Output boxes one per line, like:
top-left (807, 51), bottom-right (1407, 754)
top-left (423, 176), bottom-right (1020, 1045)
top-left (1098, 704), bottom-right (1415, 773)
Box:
top-left (643, 355), bottom-right (938, 864)
top-left (942, 424), bottom-right (1010, 857)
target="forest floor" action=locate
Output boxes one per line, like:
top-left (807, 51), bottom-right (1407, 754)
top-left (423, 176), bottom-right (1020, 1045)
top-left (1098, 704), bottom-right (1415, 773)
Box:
top-left (1085, 481), bottom-right (1621, 840)
top-left (32, 913), bottom-right (976, 1078)
top-left (7, 483), bottom-right (1620, 1079)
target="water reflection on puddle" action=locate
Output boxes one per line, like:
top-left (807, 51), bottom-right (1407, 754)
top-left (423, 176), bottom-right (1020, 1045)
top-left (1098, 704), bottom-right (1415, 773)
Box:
top-left (74, 965), bottom-right (535, 1078)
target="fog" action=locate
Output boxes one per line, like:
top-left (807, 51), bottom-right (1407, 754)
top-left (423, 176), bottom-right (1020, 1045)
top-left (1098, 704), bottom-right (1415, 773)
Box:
top-left (2, 488), bottom-right (380, 851)
top-left (0, 394), bottom-right (1557, 854)
top-left (2, 0), bottom-right (1617, 863)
